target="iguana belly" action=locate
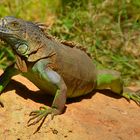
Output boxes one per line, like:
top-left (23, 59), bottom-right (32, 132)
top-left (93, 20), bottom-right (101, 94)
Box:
top-left (23, 67), bottom-right (96, 98)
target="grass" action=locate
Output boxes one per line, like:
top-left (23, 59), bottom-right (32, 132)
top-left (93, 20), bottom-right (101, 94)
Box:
top-left (0, 0), bottom-right (140, 85)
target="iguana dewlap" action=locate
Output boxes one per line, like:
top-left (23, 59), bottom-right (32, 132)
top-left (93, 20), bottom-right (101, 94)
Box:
top-left (0, 17), bottom-right (139, 128)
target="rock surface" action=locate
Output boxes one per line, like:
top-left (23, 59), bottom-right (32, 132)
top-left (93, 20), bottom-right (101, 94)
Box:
top-left (0, 70), bottom-right (140, 140)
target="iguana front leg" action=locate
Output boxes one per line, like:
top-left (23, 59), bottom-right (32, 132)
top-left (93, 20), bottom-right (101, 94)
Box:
top-left (0, 64), bottom-right (19, 107)
top-left (27, 69), bottom-right (67, 126)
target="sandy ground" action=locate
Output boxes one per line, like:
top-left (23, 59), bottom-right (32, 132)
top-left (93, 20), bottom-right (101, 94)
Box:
top-left (0, 70), bottom-right (139, 140)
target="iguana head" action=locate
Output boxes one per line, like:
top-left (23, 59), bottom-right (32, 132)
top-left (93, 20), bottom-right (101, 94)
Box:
top-left (0, 16), bottom-right (47, 59)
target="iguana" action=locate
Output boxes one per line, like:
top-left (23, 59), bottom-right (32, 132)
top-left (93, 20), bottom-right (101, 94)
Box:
top-left (0, 16), bottom-right (139, 126)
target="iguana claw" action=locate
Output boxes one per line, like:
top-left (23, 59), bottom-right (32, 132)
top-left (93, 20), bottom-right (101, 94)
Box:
top-left (27, 106), bottom-right (57, 127)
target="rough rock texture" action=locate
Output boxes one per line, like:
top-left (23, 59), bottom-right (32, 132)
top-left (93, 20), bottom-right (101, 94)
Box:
top-left (0, 70), bottom-right (139, 140)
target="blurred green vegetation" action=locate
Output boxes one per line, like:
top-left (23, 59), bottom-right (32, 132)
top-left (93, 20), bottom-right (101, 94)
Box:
top-left (0, 0), bottom-right (140, 85)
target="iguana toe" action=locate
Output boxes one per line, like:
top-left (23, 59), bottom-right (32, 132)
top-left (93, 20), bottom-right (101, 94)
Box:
top-left (27, 106), bottom-right (58, 127)
top-left (123, 92), bottom-right (140, 105)
top-left (136, 90), bottom-right (140, 96)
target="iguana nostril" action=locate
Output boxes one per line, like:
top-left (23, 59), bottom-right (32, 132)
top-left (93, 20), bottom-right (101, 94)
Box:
top-left (0, 18), bottom-right (6, 27)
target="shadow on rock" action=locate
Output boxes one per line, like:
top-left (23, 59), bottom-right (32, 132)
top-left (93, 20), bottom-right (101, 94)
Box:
top-left (3, 79), bottom-right (122, 106)
top-left (3, 79), bottom-right (53, 107)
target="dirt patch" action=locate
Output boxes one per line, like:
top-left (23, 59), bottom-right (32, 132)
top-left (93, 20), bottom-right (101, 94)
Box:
top-left (0, 70), bottom-right (140, 140)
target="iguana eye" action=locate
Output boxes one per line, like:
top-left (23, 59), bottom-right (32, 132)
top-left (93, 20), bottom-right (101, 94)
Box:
top-left (8, 21), bottom-right (20, 29)
top-left (16, 44), bottom-right (28, 55)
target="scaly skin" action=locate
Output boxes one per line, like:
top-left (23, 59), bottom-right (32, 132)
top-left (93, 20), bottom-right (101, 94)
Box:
top-left (0, 17), bottom-right (139, 130)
